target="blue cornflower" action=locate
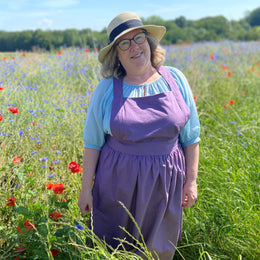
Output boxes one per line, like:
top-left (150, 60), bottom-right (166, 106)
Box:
top-left (75, 224), bottom-right (84, 230)
top-left (242, 142), bottom-right (248, 148)
top-left (39, 157), bottom-right (48, 161)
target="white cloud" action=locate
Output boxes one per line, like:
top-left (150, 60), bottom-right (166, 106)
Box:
top-left (39, 18), bottom-right (53, 29)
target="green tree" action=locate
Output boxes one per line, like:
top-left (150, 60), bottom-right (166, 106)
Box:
top-left (17, 31), bottom-right (33, 51)
top-left (246, 7), bottom-right (260, 26)
top-left (32, 30), bottom-right (52, 50)
top-left (194, 16), bottom-right (230, 39)
top-left (174, 16), bottom-right (187, 28)
top-left (63, 29), bottom-right (79, 47)
top-left (143, 15), bottom-right (165, 26)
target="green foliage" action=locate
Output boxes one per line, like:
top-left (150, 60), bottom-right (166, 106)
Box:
top-left (0, 7), bottom-right (260, 51)
top-left (246, 7), bottom-right (260, 27)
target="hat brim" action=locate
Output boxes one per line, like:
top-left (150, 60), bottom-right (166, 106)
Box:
top-left (98, 25), bottom-right (166, 63)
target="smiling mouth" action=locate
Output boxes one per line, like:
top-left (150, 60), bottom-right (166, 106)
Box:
top-left (131, 52), bottom-right (142, 59)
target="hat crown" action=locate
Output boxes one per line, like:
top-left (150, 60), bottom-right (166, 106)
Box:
top-left (107, 12), bottom-right (142, 38)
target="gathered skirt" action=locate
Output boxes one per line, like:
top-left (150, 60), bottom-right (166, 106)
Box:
top-left (90, 136), bottom-right (185, 260)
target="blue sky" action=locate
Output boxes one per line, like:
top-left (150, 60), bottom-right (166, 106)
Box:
top-left (0, 0), bottom-right (259, 32)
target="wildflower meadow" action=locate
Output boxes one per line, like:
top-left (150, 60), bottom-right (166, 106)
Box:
top-left (0, 41), bottom-right (259, 259)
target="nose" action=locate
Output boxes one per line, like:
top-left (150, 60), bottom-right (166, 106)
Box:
top-left (129, 39), bottom-right (139, 50)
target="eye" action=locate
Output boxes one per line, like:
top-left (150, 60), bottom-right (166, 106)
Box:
top-left (134, 33), bottom-right (145, 43)
top-left (119, 40), bottom-right (130, 47)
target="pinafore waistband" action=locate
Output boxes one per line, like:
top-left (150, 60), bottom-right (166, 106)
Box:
top-left (106, 135), bottom-right (181, 156)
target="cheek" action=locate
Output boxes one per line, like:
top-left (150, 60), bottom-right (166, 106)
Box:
top-left (117, 50), bottom-right (124, 63)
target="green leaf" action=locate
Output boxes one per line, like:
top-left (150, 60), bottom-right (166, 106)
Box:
top-left (38, 224), bottom-right (48, 236)
top-left (15, 206), bottom-right (31, 217)
top-left (0, 226), bottom-right (5, 231)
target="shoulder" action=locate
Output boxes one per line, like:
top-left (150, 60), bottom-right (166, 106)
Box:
top-left (163, 66), bottom-right (192, 100)
top-left (164, 66), bottom-right (188, 83)
top-left (90, 77), bottom-right (113, 102)
top-left (94, 77), bottom-right (113, 95)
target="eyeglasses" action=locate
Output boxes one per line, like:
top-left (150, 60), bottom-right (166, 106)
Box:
top-left (116, 32), bottom-right (147, 51)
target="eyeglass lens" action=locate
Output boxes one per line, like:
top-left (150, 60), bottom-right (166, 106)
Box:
top-left (117, 32), bottom-right (146, 51)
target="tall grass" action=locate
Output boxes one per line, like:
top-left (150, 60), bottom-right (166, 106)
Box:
top-left (0, 42), bottom-right (259, 259)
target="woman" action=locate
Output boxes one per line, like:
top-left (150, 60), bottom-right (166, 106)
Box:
top-left (78, 11), bottom-right (200, 260)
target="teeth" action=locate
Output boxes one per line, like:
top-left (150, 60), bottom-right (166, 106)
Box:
top-left (132, 53), bottom-right (141, 58)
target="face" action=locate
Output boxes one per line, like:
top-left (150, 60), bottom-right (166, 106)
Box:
top-left (116, 29), bottom-right (152, 75)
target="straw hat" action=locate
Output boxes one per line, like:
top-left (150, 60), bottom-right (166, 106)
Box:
top-left (98, 12), bottom-right (166, 63)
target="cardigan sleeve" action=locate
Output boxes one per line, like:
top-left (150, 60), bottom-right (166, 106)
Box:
top-left (83, 78), bottom-right (112, 150)
top-left (167, 66), bottom-right (201, 146)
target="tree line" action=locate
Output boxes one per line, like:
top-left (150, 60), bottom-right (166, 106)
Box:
top-left (0, 7), bottom-right (259, 52)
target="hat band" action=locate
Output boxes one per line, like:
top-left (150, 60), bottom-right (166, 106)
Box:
top-left (109, 19), bottom-right (143, 43)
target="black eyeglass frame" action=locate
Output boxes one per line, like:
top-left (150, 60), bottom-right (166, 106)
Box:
top-left (116, 31), bottom-right (147, 51)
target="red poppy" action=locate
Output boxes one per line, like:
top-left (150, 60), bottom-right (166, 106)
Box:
top-left (6, 196), bottom-right (16, 206)
top-left (0, 87), bottom-right (3, 90)
top-left (210, 55), bottom-right (215, 60)
top-left (12, 57), bottom-right (15, 60)
top-left (94, 47), bottom-right (98, 51)
top-left (57, 51), bottom-right (62, 55)
top-left (227, 71), bottom-right (232, 76)
top-left (85, 49), bottom-right (89, 53)
top-left (32, 121), bottom-right (37, 125)
top-left (0, 115), bottom-right (3, 121)
top-left (15, 246), bottom-right (25, 253)
top-left (50, 212), bottom-right (63, 219)
top-left (52, 183), bottom-right (65, 194)
top-left (193, 96), bottom-right (197, 101)
top-left (221, 65), bottom-right (228, 70)
top-left (3, 57), bottom-right (7, 60)
top-left (68, 161), bottom-right (81, 173)
top-left (51, 249), bottom-right (59, 257)
top-left (46, 183), bottom-right (53, 190)
top-left (22, 53), bottom-right (26, 57)
top-left (242, 90), bottom-right (246, 94)
top-left (223, 104), bottom-right (229, 109)
top-left (46, 182), bottom-right (65, 194)
top-left (223, 49), bottom-right (229, 53)
top-left (17, 220), bottom-right (34, 233)
top-left (8, 107), bottom-right (19, 113)
top-left (229, 100), bottom-right (234, 105)
top-left (49, 166), bottom-right (54, 170)
top-left (13, 156), bottom-right (22, 164)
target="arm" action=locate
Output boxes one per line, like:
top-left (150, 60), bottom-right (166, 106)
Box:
top-left (182, 142), bottom-right (199, 207)
top-left (78, 147), bottom-right (100, 214)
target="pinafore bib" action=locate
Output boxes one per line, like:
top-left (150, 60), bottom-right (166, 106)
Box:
top-left (91, 66), bottom-right (190, 259)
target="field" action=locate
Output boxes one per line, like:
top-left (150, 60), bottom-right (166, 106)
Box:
top-left (0, 41), bottom-right (259, 260)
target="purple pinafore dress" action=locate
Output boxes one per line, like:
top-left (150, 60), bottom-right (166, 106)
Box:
top-left (91, 66), bottom-right (190, 259)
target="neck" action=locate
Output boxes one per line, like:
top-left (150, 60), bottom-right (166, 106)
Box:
top-left (124, 66), bottom-right (159, 85)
